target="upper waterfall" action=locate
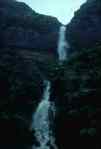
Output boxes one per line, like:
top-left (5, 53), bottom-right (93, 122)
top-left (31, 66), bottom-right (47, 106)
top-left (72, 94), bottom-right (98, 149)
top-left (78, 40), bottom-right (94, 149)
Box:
top-left (57, 26), bottom-right (70, 61)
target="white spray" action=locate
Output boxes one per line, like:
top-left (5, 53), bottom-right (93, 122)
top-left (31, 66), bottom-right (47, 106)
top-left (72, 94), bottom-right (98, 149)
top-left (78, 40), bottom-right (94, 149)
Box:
top-left (32, 80), bottom-right (50, 149)
top-left (32, 80), bottom-right (57, 149)
top-left (57, 25), bottom-right (70, 61)
top-left (32, 25), bottom-right (69, 149)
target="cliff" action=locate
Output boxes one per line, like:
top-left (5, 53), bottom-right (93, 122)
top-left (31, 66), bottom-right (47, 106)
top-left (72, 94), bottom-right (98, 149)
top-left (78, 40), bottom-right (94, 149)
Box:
top-left (0, 47), bottom-right (57, 148)
top-left (66, 0), bottom-right (101, 51)
top-left (0, 0), bottom-right (100, 148)
top-left (0, 0), bottom-right (61, 54)
top-left (52, 0), bottom-right (100, 148)
top-left (52, 46), bottom-right (99, 149)
top-left (0, 0), bottom-right (60, 148)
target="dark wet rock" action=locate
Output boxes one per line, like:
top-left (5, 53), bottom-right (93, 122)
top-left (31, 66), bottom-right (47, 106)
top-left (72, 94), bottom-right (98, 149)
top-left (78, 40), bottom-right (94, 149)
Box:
top-left (0, 0), bottom-right (61, 146)
top-left (66, 0), bottom-right (101, 51)
top-left (0, 0), bottom-right (100, 148)
top-left (0, 48), bottom-right (45, 147)
top-left (0, 0), bottom-right (61, 54)
top-left (52, 47), bottom-right (100, 149)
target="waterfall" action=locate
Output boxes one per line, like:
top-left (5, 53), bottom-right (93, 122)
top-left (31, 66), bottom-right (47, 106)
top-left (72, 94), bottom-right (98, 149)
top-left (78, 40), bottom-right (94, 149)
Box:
top-left (32, 80), bottom-right (57, 149)
top-left (57, 25), bottom-right (70, 61)
top-left (32, 25), bottom-right (69, 149)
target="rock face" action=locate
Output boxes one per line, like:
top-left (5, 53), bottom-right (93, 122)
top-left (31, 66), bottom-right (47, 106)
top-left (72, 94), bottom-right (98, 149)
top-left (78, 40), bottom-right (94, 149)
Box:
top-left (0, 48), bottom-right (44, 147)
top-left (0, 0), bottom-right (61, 54)
top-left (0, 47), bottom-right (57, 148)
top-left (0, 0), bottom-right (61, 148)
top-left (66, 0), bottom-right (101, 50)
top-left (52, 47), bottom-right (99, 149)
top-left (52, 1), bottom-right (101, 147)
top-left (0, 0), bottom-right (100, 148)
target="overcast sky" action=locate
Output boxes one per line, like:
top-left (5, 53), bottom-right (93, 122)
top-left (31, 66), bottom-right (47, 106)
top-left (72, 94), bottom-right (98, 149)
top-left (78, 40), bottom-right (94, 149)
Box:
top-left (17, 0), bottom-right (86, 24)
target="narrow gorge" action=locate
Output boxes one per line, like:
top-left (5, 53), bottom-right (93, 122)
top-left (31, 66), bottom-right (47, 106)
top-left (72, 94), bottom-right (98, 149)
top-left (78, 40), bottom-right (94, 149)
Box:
top-left (0, 0), bottom-right (100, 149)
top-left (32, 25), bottom-right (68, 149)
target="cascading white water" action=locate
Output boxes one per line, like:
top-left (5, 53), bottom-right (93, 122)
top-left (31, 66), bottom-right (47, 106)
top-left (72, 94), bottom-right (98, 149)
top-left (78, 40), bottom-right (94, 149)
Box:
top-left (57, 25), bottom-right (70, 61)
top-left (32, 25), bottom-right (69, 149)
top-left (32, 80), bottom-right (57, 149)
top-left (32, 80), bottom-right (50, 149)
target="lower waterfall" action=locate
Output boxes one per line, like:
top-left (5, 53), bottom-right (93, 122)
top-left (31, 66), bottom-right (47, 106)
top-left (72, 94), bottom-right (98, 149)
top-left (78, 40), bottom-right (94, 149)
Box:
top-left (32, 80), bottom-right (57, 149)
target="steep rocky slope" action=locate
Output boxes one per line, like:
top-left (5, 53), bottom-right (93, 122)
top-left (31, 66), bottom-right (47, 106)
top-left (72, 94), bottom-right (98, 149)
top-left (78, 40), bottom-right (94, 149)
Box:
top-left (52, 46), bottom-right (99, 149)
top-left (66, 0), bottom-right (101, 51)
top-left (0, 0), bottom-right (60, 148)
top-left (0, 0), bottom-right (100, 148)
top-left (0, 47), bottom-right (58, 148)
top-left (0, 0), bottom-right (61, 54)
top-left (53, 0), bottom-right (100, 148)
